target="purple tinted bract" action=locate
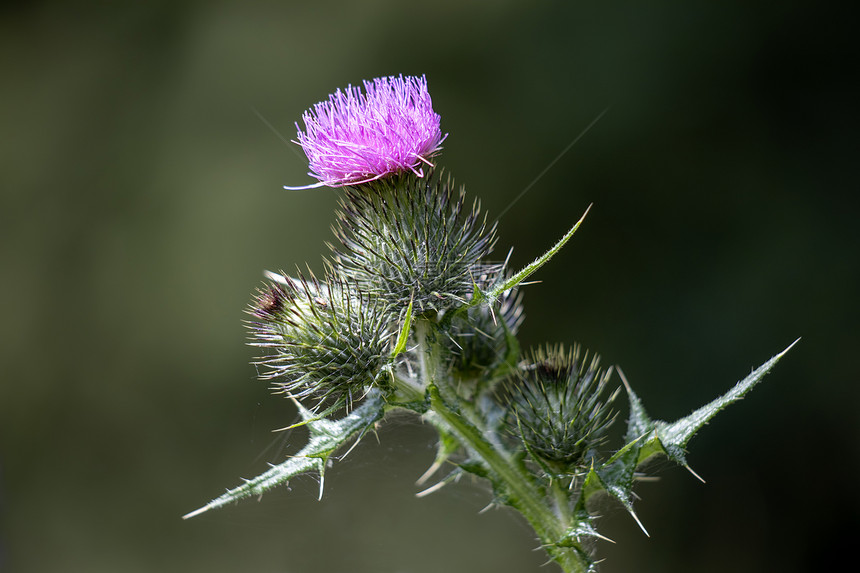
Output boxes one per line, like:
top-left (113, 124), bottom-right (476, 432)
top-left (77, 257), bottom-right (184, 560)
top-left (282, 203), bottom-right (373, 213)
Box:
top-left (290, 75), bottom-right (445, 188)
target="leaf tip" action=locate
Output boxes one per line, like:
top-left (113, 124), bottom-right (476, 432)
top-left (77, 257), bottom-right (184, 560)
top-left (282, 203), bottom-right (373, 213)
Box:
top-left (616, 366), bottom-right (633, 395)
top-left (782, 337), bottom-right (801, 356)
top-left (580, 202), bottom-right (594, 222)
top-left (181, 505), bottom-right (211, 520)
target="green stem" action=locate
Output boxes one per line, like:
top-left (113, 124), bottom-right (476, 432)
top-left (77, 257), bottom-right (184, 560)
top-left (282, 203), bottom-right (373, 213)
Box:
top-left (427, 386), bottom-right (588, 572)
top-left (550, 477), bottom-right (573, 526)
top-left (415, 319), bottom-right (590, 572)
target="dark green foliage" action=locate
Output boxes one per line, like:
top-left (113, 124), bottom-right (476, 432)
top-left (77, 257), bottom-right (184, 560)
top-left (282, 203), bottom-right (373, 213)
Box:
top-left (329, 172), bottom-right (499, 317)
top-left (187, 147), bottom-right (796, 573)
top-left (189, 175), bottom-right (795, 573)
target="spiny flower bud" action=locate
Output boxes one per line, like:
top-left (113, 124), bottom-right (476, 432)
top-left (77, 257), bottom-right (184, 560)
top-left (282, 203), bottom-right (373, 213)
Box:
top-left (329, 172), bottom-right (499, 318)
top-left (443, 282), bottom-right (524, 389)
top-left (247, 273), bottom-right (392, 411)
top-left (505, 345), bottom-right (618, 474)
top-left (285, 75), bottom-right (445, 189)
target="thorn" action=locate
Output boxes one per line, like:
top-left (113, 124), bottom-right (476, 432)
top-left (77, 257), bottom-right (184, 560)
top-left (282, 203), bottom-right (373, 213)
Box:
top-left (415, 480), bottom-right (448, 498)
top-left (416, 459), bottom-right (445, 486)
top-left (503, 247), bottom-right (514, 271)
top-left (478, 502), bottom-right (496, 514)
top-left (685, 465), bottom-right (706, 483)
top-left (628, 508), bottom-right (650, 537)
top-left (181, 505), bottom-right (211, 520)
top-left (317, 472), bottom-right (325, 501)
top-left (581, 202), bottom-right (594, 222)
top-left (271, 420), bottom-right (306, 432)
top-left (616, 366), bottom-right (632, 394)
top-left (783, 337), bottom-right (802, 355)
top-left (591, 531), bottom-right (616, 544)
top-left (340, 435), bottom-right (364, 459)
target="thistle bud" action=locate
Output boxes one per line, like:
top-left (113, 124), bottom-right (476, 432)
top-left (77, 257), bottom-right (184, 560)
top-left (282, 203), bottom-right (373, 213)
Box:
top-left (330, 172), bottom-right (499, 318)
top-left (505, 345), bottom-right (618, 474)
top-left (443, 282), bottom-right (524, 390)
top-left (247, 273), bottom-right (391, 410)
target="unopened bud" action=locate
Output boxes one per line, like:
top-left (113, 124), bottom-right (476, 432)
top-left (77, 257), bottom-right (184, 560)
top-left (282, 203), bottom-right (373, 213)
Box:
top-left (248, 274), bottom-right (391, 410)
top-left (505, 345), bottom-right (618, 474)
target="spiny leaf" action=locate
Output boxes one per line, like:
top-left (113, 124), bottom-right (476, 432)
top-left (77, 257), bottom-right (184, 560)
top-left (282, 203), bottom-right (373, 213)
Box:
top-left (618, 367), bottom-right (654, 444)
top-left (575, 340), bottom-right (797, 536)
top-left (578, 443), bottom-right (650, 536)
top-left (618, 369), bottom-right (666, 466)
top-left (484, 204), bottom-right (591, 304)
top-left (597, 438), bottom-right (642, 502)
top-left (183, 392), bottom-right (385, 519)
top-left (649, 339), bottom-right (799, 469)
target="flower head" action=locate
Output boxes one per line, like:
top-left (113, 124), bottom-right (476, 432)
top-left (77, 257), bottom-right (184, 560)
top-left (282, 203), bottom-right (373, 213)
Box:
top-left (286, 75), bottom-right (445, 189)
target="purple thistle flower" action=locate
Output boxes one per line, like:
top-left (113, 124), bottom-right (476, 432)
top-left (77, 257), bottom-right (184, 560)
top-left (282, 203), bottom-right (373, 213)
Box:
top-left (285, 75), bottom-right (446, 189)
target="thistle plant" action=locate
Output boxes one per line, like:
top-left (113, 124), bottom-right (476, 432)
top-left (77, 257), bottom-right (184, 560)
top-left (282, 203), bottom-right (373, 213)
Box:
top-left (184, 74), bottom-right (796, 572)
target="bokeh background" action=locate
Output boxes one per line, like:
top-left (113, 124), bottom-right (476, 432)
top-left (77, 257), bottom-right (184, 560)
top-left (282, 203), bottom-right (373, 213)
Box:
top-left (2, 1), bottom-right (857, 572)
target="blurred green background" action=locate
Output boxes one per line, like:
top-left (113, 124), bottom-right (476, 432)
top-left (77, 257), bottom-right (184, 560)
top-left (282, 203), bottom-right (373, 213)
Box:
top-left (2, 1), bottom-right (857, 572)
